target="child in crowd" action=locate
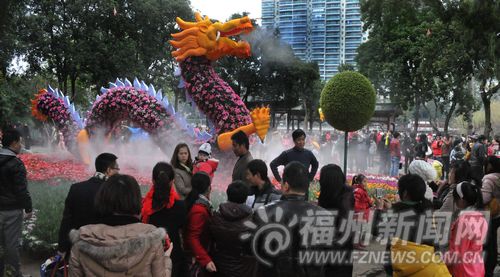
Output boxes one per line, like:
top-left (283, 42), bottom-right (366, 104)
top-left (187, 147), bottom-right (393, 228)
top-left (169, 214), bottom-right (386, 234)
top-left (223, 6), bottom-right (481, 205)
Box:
top-left (352, 174), bottom-right (373, 249)
top-left (193, 142), bottom-right (218, 180)
top-left (352, 174), bottom-right (373, 221)
top-left (445, 181), bottom-right (487, 277)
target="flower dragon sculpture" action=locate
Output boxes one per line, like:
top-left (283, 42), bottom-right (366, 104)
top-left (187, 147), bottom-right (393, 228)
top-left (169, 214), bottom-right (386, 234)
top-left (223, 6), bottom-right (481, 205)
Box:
top-left (31, 12), bottom-right (270, 164)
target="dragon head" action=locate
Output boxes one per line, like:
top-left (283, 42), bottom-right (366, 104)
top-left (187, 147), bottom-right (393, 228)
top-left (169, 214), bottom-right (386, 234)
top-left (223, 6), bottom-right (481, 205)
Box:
top-left (169, 12), bottom-right (254, 61)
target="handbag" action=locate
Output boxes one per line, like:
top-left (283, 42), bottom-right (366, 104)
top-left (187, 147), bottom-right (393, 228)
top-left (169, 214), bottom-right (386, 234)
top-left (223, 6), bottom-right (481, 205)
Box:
top-left (40, 255), bottom-right (68, 277)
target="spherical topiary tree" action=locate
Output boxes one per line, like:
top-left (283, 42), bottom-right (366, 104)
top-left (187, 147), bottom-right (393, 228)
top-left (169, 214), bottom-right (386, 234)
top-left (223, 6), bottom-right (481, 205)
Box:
top-left (320, 71), bottom-right (376, 131)
top-left (320, 71), bottom-right (376, 173)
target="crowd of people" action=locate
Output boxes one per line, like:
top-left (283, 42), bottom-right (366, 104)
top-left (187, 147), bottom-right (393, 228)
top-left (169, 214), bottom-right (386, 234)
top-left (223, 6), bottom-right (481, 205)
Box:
top-left (1, 126), bottom-right (500, 276)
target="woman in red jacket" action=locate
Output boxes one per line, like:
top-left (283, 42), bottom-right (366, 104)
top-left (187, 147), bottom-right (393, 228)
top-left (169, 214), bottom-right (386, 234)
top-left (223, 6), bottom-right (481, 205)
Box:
top-left (184, 172), bottom-right (216, 275)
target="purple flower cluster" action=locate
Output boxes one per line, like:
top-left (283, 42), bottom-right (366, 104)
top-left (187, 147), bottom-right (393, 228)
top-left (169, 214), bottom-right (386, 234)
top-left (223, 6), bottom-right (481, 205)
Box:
top-left (180, 57), bottom-right (252, 134)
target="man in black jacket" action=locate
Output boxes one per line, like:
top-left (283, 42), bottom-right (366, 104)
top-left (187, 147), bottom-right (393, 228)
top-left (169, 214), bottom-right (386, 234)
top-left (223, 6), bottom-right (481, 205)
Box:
top-left (210, 181), bottom-right (255, 277)
top-left (0, 128), bottom-right (32, 276)
top-left (253, 162), bottom-right (335, 277)
top-left (57, 152), bottom-right (119, 256)
top-left (270, 129), bottom-right (319, 183)
top-left (231, 130), bottom-right (253, 186)
top-left (245, 159), bottom-right (281, 210)
top-left (470, 135), bottom-right (487, 182)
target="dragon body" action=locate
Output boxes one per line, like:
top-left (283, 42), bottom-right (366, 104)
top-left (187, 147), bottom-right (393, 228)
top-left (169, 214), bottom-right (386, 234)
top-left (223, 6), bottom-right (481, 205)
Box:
top-left (170, 13), bottom-right (270, 150)
top-left (31, 12), bottom-right (269, 162)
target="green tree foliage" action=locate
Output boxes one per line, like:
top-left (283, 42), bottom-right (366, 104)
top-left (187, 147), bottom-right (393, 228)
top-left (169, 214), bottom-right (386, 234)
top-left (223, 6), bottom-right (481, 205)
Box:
top-left (320, 71), bottom-right (376, 131)
top-left (357, 0), bottom-right (499, 136)
top-left (0, 0), bottom-right (26, 76)
top-left (338, 63), bottom-right (356, 72)
top-left (0, 72), bottom-right (53, 126)
top-left (15, 0), bottom-right (192, 98)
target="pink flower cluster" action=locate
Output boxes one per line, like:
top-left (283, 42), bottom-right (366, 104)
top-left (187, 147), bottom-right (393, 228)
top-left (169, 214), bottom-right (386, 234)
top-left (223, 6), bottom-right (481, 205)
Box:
top-left (86, 87), bottom-right (172, 133)
top-left (35, 91), bottom-right (80, 154)
top-left (180, 57), bottom-right (252, 134)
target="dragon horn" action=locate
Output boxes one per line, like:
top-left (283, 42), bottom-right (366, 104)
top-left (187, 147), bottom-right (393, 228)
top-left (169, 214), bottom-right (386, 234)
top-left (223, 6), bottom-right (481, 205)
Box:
top-left (194, 12), bottom-right (203, 22)
top-left (171, 28), bottom-right (200, 40)
top-left (176, 17), bottom-right (199, 30)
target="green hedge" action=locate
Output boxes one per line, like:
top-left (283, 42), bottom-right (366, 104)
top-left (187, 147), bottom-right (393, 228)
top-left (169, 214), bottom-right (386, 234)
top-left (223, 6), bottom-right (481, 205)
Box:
top-left (320, 71), bottom-right (376, 131)
top-left (22, 179), bottom-right (71, 255)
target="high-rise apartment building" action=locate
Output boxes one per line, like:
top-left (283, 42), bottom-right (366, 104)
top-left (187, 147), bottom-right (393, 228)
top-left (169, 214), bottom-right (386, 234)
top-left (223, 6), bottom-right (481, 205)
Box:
top-left (262, 0), bottom-right (367, 80)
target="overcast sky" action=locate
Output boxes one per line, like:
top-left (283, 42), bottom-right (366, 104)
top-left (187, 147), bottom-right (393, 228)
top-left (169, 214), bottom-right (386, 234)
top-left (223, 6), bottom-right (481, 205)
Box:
top-left (190, 0), bottom-right (262, 21)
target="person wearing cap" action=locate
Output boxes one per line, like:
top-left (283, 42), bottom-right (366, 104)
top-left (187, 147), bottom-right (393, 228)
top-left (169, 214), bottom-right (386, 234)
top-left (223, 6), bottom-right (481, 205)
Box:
top-left (193, 142), bottom-right (219, 180)
top-left (470, 135), bottom-right (488, 181)
top-left (407, 160), bottom-right (436, 201)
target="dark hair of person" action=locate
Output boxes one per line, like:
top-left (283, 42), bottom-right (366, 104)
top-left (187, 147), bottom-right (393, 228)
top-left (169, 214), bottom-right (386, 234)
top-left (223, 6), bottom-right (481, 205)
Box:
top-left (397, 174), bottom-right (433, 213)
top-left (453, 181), bottom-right (483, 209)
top-left (152, 162), bottom-right (175, 210)
top-left (292, 129), bottom-right (306, 141)
top-left (352, 174), bottom-right (366, 185)
top-left (478, 135), bottom-right (486, 142)
top-left (485, 156), bottom-right (500, 174)
top-left (452, 138), bottom-right (462, 148)
top-left (95, 153), bottom-right (118, 173)
top-left (1, 128), bottom-right (20, 147)
top-left (95, 174), bottom-right (141, 216)
top-left (283, 161), bottom-right (309, 193)
top-left (318, 164), bottom-right (346, 209)
top-left (247, 159), bottom-right (270, 183)
top-left (450, 160), bottom-right (474, 184)
top-left (419, 134), bottom-right (427, 143)
top-left (170, 143), bottom-right (193, 171)
top-left (185, 172), bottom-right (211, 211)
top-left (231, 130), bottom-right (249, 150)
top-left (226, 180), bottom-right (249, 204)
top-left (393, 132), bottom-right (400, 139)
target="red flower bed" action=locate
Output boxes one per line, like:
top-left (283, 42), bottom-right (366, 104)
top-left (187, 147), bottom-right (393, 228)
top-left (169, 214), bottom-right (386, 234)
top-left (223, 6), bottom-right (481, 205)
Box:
top-left (20, 153), bottom-right (152, 185)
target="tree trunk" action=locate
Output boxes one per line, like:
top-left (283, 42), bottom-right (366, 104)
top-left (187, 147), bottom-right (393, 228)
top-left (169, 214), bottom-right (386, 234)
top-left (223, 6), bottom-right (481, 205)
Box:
top-left (287, 110), bottom-right (291, 132)
top-left (174, 88), bottom-right (179, 112)
top-left (482, 93), bottom-right (492, 138)
top-left (70, 74), bottom-right (77, 101)
top-left (444, 96), bottom-right (458, 135)
top-left (422, 103), bottom-right (439, 133)
top-left (63, 77), bottom-right (68, 95)
top-left (302, 98), bottom-right (309, 131)
top-left (272, 112), bottom-right (276, 129)
top-left (413, 95), bottom-right (420, 133)
top-left (465, 109), bottom-right (473, 135)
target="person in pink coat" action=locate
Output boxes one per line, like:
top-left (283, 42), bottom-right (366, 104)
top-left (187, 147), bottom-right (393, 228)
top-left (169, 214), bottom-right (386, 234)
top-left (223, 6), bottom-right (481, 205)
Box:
top-left (445, 181), bottom-right (488, 277)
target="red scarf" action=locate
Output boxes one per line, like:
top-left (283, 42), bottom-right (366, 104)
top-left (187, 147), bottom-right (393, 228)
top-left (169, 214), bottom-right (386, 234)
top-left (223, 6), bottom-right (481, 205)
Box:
top-left (141, 185), bottom-right (180, 223)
